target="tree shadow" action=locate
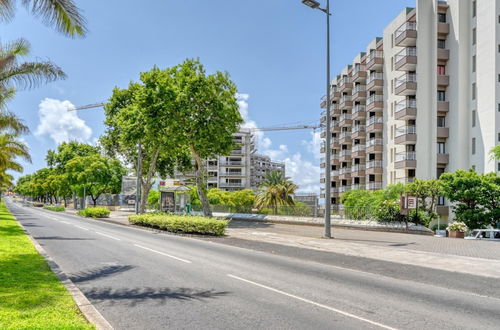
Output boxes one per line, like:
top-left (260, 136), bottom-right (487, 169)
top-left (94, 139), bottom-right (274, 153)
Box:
top-left (69, 265), bottom-right (134, 283)
top-left (21, 222), bottom-right (43, 227)
top-left (389, 242), bottom-right (416, 247)
top-left (34, 236), bottom-right (95, 241)
top-left (83, 287), bottom-right (230, 306)
top-left (332, 237), bottom-right (413, 245)
top-left (228, 220), bottom-right (273, 229)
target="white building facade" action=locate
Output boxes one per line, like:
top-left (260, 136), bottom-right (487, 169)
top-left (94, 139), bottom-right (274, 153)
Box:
top-left (320, 0), bottom-right (500, 219)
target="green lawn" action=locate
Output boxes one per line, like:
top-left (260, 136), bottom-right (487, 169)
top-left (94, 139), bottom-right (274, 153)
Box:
top-left (0, 202), bottom-right (94, 329)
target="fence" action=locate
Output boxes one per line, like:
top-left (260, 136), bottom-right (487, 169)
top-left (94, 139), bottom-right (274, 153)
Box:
top-left (191, 204), bottom-right (323, 218)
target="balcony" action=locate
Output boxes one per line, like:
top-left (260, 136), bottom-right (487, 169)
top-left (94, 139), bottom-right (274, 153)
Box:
top-left (351, 164), bottom-right (366, 176)
top-left (339, 149), bottom-right (352, 161)
top-left (366, 116), bottom-right (383, 133)
top-left (395, 22), bottom-right (417, 47)
top-left (437, 153), bottom-right (449, 164)
top-left (366, 94), bottom-right (384, 111)
top-left (339, 95), bottom-right (353, 108)
top-left (395, 126), bottom-right (417, 144)
top-left (395, 73), bottom-right (417, 96)
top-left (395, 99), bottom-right (417, 120)
top-left (438, 22), bottom-right (449, 36)
top-left (339, 131), bottom-right (352, 144)
top-left (352, 104), bottom-right (366, 120)
top-left (437, 127), bottom-right (449, 138)
top-left (338, 76), bottom-right (353, 92)
top-left (437, 49), bottom-right (449, 61)
top-left (339, 186), bottom-right (351, 193)
top-left (352, 85), bottom-right (367, 101)
top-left (219, 182), bottom-right (244, 187)
top-left (366, 182), bottom-right (383, 190)
top-left (437, 74), bottom-right (449, 87)
top-left (395, 152), bottom-right (417, 169)
top-left (331, 86), bottom-right (341, 99)
top-left (220, 161), bottom-right (243, 166)
top-left (366, 160), bottom-right (383, 174)
top-left (365, 51), bottom-right (384, 70)
top-left (366, 138), bottom-right (383, 153)
top-left (352, 125), bottom-right (366, 139)
top-left (221, 172), bottom-right (244, 177)
top-left (437, 101), bottom-right (449, 113)
top-left (394, 47), bottom-right (417, 71)
top-left (395, 177), bottom-right (414, 184)
top-left (352, 65), bottom-right (367, 82)
top-left (320, 95), bottom-right (327, 108)
top-left (339, 113), bottom-right (353, 126)
top-left (366, 73), bottom-right (384, 91)
top-left (352, 144), bottom-right (366, 158)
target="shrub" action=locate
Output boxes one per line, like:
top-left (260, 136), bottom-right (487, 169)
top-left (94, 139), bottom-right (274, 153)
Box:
top-left (33, 202), bottom-right (44, 207)
top-left (43, 205), bottom-right (65, 212)
top-left (147, 190), bottom-right (160, 209)
top-left (128, 213), bottom-right (227, 236)
top-left (374, 200), bottom-right (401, 222)
top-left (431, 223), bottom-right (448, 231)
top-left (77, 207), bottom-right (110, 218)
top-left (447, 222), bottom-right (468, 232)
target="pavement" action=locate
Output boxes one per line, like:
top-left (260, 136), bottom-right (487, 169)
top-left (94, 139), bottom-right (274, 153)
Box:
top-left (7, 200), bottom-right (500, 329)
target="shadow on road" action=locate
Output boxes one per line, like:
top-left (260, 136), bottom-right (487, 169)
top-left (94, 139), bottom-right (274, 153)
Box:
top-left (70, 265), bottom-right (134, 283)
top-left (228, 220), bottom-right (273, 229)
top-left (84, 287), bottom-right (230, 306)
top-left (34, 236), bottom-right (95, 241)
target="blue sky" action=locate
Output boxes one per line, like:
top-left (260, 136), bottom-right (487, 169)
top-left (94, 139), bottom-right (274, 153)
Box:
top-left (4, 0), bottom-right (415, 192)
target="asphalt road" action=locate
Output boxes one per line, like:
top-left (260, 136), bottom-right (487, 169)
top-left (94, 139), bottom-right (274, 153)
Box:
top-left (7, 199), bottom-right (500, 330)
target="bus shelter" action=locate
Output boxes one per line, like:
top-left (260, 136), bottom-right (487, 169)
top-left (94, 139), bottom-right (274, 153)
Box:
top-left (158, 184), bottom-right (191, 214)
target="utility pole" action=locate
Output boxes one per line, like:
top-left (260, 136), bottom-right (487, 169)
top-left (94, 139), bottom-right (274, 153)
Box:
top-left (135, 144), bottom-right (142, 214)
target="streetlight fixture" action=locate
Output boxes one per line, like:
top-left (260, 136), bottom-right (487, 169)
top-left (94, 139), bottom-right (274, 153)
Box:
top-left (301, 0), bottom-right (333, 238)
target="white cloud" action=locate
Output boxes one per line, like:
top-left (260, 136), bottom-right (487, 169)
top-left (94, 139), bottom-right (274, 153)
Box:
top-left (35, 98), bottom-right (92, 144)
top-left (237, 94), bottom-right (321, 194)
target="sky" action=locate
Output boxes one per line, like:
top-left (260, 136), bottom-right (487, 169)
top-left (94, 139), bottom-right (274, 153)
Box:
top-left (3, 0), bottom-right (415, 193)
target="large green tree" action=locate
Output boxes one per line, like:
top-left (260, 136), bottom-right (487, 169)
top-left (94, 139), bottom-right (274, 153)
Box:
top-left (65, 154), bottom-right (126, 206)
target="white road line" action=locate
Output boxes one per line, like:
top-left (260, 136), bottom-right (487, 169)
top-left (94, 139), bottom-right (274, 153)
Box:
top-left (74, 225), bottom-right (90, 231)
top-left (95, 231), bottom-right (121, 241)
top-left (227, 274), bottom-right (397, 330)
top-left (60, 221), bottom-right (70, 224)
top-left (134, 244), bottom-right (192, 264)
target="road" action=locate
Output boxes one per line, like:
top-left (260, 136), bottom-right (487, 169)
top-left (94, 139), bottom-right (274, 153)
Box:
top-left (7, 199), bottom-right (500, 330)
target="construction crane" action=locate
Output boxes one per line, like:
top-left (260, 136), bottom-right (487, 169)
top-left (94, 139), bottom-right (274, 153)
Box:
top-left (67, 102), bottom-right (321, 132)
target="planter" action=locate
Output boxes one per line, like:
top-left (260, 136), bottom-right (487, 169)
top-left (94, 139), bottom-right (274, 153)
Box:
top-left (449, 230), bottom-right (465, 239)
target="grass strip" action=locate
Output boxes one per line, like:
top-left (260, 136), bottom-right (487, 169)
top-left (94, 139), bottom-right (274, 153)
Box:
top-left (0, 202), bottom-right (93, 329)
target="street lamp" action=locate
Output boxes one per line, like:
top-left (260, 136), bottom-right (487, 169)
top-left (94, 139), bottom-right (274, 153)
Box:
top-left (302, 0), bottom-right (333, 238)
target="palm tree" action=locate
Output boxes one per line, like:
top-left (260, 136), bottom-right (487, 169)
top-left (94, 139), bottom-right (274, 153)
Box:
top-left (0, 0), bottom-right (87, 37)
top-left (255, 171), bottom-right (298, 214)
top-left (0, 38), bottom-right (66, 107)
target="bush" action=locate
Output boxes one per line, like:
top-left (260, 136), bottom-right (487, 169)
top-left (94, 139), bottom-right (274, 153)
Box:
top-left (431, 223), bottom-right (448, 231)
top-left (374, 200), bottom-right (401, 222)
top-left (43, 205), bottom-right (65, 212)
top-left (33, 202), bottom-right (44, 207)
top-left (77, 207), bottom-right (110, 218)
top-left (447, 222), bottom-right (468, 232)
top-left (129, 213), bottom-right (227, 236)
top-left (147, 190), bottom-right (160, 209)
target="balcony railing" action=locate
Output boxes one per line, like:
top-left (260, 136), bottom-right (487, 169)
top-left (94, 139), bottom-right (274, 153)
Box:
top-left (339, 131), bottom-right (351, 139)
top-left (353, 85), bottom-right (366, 93)
top-left (220, 182), bottom-right (244, 187)
top-left (352, 144), bottom-right (366, 152)
top-left (366, 160), bottom-right (383, 169)
top-left (352, 64), bottom-right (366, 74)
top-left (395, 73), bottom-right (417, 88)
top-left (340, 95), bottom-right (352, 104)
top-left (367, 72), bottom-right (384, 84)
top-left (394, 47), bottom-right (417, 63)
top-left (395, 22), bottom-right (417, 40)
top-left (395, 152), bottom-right (417, 162)
top-left (366, 94), bottom-right (384, 105)
top-left (339, 167), bottom-right (351, 175)
top-left (222, 172), bottom-right (244, 177)
top-left (338, 76), bottom-right (351, 87)
top-left (351, 164), bottom-right (366, 172)
top-left (352, 125), bottom-right (366, 133)
top-left (367, 116), bottom-right (383, 126)
top-left (352, 105), bottom-right (366, 114)
top-left (339, 186), bottom-right (351, 193)
top-left (367, 138), bottom-right (383, 147)
top-left (395, 99), bottom-right (417, 113)
top-left (220, 161), bottom-right (243, 166)
top-left (366, 51), bottom-right (384, 62)
top-left (395, 177), bottom-right (415, 184)
top-left (340, 113), bottom-right (352, 121)
top-left (395, 125), bottom-right (416, 137)
top-left (366, 182), bottom-right (383, 190)
top-left (331, 170), bottom-right (339, 177)
top-left (340, 150), bottom-right (352, 157)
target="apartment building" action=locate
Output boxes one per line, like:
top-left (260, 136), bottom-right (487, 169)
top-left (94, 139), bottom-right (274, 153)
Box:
top-left (176, 129), bottom-right (285, 191)
top-left (319, 0), bottom-right (500, 219)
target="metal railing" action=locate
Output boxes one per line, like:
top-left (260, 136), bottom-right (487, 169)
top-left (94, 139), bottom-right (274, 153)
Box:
top-left (395, 125), bottom-right (416, 137)
top-left (367, 94), bottom-right (384, 105)
top-left (339, 167), bottom-right (351, 175)
top-left (366, 182), bottom-right (383, 190)
top-left (367, 72), bottom-right (384, 84)
top-left (395, 47), bottom-right (417, 63)
top-left (367, 116), bottom-right (383, 126)
top-left (340, 95), bottom-right (352, 103)
top-left (366, 160), bottom-right (383, 168)
top-left (395, 21), bottom-right (417, 39)
top-left (366, 50), bottom-right (384, 62)
top-left (352, 125), bottom-right (366, 133)
top-left (395, 152), bottom-right (417, 162)
top-left (339, 131), bottom-right (351, 139)
top-left (353, 85), bottom-right (366, 93)
top-left (352, 105), bottom-right (366, 114)
top-left (366, 138), bottom-right (383, 147)
top-left (395, 99), bottom-right (417, 113)
top-left (395, 73), bottom-right (417, 88)
top-left (352, 144), bottom-right (366, 152)
top-left (353, 64), bottom-right (366, 74)
top-left (339, 113), bottom-right (352, 121)
top-left (340, 150), bottom-right (352, 157)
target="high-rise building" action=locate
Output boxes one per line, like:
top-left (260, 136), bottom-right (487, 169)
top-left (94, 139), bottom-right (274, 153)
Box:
top-left (175, 129), bottom-right (285, 191)
top-left (319, 0), bottom-right (500, 219)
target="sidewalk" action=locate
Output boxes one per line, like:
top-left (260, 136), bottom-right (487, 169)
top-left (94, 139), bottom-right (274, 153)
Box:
top-left (71, 209), bottom-right (500, 279)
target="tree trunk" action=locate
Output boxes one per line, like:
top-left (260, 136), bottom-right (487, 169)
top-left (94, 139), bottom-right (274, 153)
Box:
top-left (139, 148), bottom-right (160, 214)
top-left (192, 149), bottom-right (212, 217)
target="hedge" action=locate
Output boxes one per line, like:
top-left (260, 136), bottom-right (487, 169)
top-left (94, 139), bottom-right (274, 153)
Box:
top-left (129, 213), bottom-right (227, 236)
top-left (43, 205), bottom-right (65, 212)
top-left (77, 207), bottom-right (110, 218)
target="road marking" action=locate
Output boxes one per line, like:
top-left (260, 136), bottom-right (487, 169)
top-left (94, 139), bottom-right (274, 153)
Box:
top-left (227, 274), bottom-right (397, 330)
top-left (60, 221), bottom-right (70, 224)
top-left (134, 244), bottom-right (192, 264)
top-left (74, 225), bottom-right (90, 231)
top-left (95, 231), bottom-right (121, 241)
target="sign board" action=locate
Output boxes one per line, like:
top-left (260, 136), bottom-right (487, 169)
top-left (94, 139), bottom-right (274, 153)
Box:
top-left (159, 181), bottom-right (166, 186)
top-left (407, 196), bottom-right (417, 209)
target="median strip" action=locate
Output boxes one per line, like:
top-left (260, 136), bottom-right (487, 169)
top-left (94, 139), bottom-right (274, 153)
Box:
top-left (227, 274), bottom-right (397, 330)
top-left (134, 244), bottom-right (192, 264)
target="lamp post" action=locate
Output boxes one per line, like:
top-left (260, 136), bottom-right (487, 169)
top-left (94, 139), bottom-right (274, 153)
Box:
top-left (301, 0), bottom-right (332, 238)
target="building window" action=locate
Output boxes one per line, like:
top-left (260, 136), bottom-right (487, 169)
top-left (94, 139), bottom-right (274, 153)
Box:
top-left (472, 137), bottom-right (476, 155)
top-left (473, 0), bottom-right (476, 17)
top-left (472, 55), bottom-right (476, 72)
top-left (498, 74), bottom-right (500, 83)
top-left (437, 116), bottom-right (446, 127)
top-left (472, 83), bottom-right (476, 100)
top-left (438, 65), bottom-right (446, 75)
top-left (498, 162), bottom-right (500, 171)
top-left (472, 110), bottom-right (476, 127)
top-left (437, 39), bottom-right (446, 49)
top-left (472, 28), bottom-right (476, 45)
top-left (498, 133), bottom-right (500, 142)
top-left (438, 13), bottom-right (447, 23)
top-left (437, 196), bottom-right (445, 206)
top-left (472, 165), bottom-right (476, 170)
top-left (437, 167), bottom-right (445, 178)
top-left (437, 90), bottom-right (446, 101)
top-left (438, 142), bottom-right (446, 154)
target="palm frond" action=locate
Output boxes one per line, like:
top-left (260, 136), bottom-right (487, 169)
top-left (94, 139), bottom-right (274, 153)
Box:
top-left (0, 60), bottom-right (66, 90)
top-left (0, 0), bottom-right (15, 21)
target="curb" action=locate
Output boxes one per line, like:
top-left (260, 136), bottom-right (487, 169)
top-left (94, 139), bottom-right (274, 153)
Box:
top-left (13, 209), bottom-right (113, 330)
